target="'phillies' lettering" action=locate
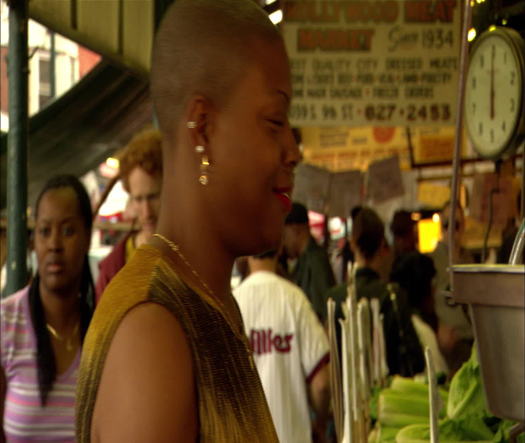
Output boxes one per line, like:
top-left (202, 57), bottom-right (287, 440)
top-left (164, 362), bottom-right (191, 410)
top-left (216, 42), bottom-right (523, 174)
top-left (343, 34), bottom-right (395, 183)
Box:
top-left (250, 329), bottom-right (294, 355)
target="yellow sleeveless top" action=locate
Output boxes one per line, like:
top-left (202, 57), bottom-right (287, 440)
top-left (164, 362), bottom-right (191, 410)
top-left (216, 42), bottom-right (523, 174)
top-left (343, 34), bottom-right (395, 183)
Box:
top-left (76, 244), bottom-right (278, 442)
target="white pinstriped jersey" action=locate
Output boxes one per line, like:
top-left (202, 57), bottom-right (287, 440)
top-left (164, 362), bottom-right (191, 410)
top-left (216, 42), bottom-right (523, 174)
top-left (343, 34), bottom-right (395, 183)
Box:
top-left (234, 271), bottom-right (329, 443)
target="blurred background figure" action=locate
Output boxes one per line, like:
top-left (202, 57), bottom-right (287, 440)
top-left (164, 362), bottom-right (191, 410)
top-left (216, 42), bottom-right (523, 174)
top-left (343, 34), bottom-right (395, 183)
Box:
top-left (390, 250), bottom-right (448, 375)
top-left (1, 175), bottom-right (94, 442)
top-left (282, 202), bottom-right (336, 324)
top-left (234, 250), bottom-right (330, 443)
top-left (326, 207), bottom-right (425, 377)
top-left (390, 210), bottom-right (418, 260)
top-left (430, 201), bottom-right (474, 376)
top-left (95, 129), bottom-right (162, 301)
top-left (390, 210), bottom-right (438, 330)
top-left (330, 206), bottom-right (363, 285)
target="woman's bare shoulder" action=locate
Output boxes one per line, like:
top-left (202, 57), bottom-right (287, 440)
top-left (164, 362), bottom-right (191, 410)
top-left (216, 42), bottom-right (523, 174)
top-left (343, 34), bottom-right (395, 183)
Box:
top-left (92, 302), bottom-right (197, 443)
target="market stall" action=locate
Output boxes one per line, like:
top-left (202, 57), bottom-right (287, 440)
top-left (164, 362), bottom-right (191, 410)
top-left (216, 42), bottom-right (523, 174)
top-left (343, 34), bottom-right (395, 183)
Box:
top-left (283, 0), bottom-right (525, 441)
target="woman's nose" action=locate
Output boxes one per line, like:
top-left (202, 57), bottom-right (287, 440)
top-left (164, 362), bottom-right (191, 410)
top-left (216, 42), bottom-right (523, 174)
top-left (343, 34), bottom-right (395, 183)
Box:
top-left (48, 229), bottom-right (63, 251)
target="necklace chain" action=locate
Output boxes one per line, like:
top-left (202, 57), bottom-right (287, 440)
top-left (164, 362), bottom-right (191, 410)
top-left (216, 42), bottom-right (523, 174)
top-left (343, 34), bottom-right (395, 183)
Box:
top-left (153, 233), bottom-right (253, 359)
top-left (154, 234), bottom-right (215, 300)
top-left (46, 321), bottom-right (79, 352)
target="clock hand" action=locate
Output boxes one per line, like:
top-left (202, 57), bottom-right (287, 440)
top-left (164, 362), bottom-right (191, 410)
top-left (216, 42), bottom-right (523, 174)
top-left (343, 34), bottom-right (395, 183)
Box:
top-left (490, 45), bottom-right (495, 120)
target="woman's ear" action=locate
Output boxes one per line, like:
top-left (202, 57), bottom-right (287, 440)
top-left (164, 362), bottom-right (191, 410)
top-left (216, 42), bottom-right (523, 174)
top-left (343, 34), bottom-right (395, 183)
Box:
top-left (184, 96), bottom-right (216, 151)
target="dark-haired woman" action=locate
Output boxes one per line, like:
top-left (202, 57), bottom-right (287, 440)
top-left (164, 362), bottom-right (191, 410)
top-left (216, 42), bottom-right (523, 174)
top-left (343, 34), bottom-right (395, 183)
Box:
top-left (1, 175), bottom-right (94, 442)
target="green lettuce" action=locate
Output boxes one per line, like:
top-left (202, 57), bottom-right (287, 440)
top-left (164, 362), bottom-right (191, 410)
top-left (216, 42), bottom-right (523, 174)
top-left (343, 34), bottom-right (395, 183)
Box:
top-left (395, 416), bottom-right (495, 443)
top-left (447, 346), bottom-right (489, 419)
top-left (378, 387), bottom-right (447, 427)
top-left (369, 426), bottom-right (402, 443)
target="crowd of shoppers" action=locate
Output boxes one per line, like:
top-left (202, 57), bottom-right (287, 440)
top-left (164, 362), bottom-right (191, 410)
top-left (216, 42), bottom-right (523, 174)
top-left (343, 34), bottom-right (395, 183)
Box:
top-left (1, 0), bottom-right (495, 441)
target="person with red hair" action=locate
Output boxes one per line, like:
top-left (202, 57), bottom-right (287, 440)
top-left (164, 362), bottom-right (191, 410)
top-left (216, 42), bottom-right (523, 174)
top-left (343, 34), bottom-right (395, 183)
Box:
top-left (95, 129), bottom-right (162, 300)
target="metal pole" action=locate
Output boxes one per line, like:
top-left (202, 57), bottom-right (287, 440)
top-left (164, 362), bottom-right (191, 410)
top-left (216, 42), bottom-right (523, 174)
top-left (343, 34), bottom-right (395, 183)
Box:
top-left (49, 30), bottom-right (56, 98)
top-left (449, 0), bottom-right (472, 289)
top-left (5, 0), bottom-right (29, 296)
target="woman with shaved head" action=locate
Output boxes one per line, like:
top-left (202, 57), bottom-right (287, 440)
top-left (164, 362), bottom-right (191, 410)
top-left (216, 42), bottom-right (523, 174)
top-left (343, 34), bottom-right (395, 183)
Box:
top-left (76, 0), bottom-right (300, 442)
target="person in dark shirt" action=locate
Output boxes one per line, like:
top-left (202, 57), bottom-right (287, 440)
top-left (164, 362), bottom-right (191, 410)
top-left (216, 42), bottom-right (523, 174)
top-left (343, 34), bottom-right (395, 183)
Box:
top-left (282, 202), bottom-right (336, 324)
top-left (390, 210), bottom-right (438, 330)
top-left (325, 207), bottom-right (425, 377)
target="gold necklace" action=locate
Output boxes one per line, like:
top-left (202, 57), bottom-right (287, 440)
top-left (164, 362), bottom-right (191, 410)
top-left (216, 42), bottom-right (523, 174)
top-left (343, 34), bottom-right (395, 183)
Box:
top-left (153, 233), bottom-right (253, 359)
top-left (46, 321), bottom-right (79, 352)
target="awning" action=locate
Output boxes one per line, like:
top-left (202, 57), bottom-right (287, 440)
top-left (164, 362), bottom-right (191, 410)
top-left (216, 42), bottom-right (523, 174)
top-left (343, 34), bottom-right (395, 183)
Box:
top-left (0, 60), bottom-right (153, 210)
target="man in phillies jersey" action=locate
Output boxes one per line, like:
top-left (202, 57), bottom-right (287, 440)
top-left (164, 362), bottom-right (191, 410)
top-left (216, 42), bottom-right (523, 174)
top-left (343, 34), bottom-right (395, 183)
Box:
top-left (234, 250), bottom-right (330, 443)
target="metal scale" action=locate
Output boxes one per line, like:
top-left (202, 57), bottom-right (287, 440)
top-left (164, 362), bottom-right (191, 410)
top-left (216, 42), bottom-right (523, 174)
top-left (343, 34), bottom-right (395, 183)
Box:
top-left (449, 0), bottom-right (525, 438)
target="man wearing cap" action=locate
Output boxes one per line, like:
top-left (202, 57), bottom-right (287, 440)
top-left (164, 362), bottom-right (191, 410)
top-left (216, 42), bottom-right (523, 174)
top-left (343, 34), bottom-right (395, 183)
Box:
top-left (282, 202), bottom-right (336, 323)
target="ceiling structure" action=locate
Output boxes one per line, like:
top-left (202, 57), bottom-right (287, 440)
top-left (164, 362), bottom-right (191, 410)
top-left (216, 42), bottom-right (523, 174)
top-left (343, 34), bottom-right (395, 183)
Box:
top-left (1, 0), bottom-right (179, 210)
top-left (0, 61), bottom-right (152, 209)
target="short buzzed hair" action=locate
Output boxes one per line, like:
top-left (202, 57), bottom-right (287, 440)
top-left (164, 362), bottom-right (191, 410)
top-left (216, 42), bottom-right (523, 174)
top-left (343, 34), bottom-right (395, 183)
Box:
top-left (151, 0), bottom-right (281, 139)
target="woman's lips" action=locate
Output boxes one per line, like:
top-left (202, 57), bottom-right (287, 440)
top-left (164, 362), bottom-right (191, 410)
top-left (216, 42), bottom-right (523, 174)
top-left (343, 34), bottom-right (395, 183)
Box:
top-left (273, 190), bottom-right (292, 212)
top-left (46, 263), bottom-right (65, 273)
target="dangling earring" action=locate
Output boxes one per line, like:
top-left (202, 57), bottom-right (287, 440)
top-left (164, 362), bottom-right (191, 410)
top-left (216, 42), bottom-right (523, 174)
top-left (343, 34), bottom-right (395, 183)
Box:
top-left (199, 154), bottom-right (210, 186)
top-left (187, 121), bottom-right (197, 129)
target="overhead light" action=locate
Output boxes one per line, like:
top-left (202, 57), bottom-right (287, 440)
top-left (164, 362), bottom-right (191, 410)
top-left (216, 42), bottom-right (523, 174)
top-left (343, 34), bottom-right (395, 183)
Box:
top-left (265, 0), bottom-right (277, 4)
top-left (432, 213), bottom-right (441, 223)
top-left (502, 18), bottom-right (508, 25)
top-left (488, 25), bottom-right (497, 31)
top-left (106, 157), bottom-right (119, 169)
top-left (467, 28), bottom-right (477, 42)
top-left (269, 9), bottom-right (283, 24)
top-left (411, 212), bottom-right (421, 221)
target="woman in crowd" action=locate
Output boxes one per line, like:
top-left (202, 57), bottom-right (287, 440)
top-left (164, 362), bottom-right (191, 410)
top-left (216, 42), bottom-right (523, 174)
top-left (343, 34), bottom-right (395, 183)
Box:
top-left (76, 0), bottom-right (300, 442)
top-left (1, 175), bottom-right (94, 442)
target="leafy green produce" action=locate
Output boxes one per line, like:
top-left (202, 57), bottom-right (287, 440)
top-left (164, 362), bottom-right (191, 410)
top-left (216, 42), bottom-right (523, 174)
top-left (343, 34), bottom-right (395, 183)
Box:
top-left (369, 426), bottom-right (401, 443)
top-left (378, 386), bottom-right (447, 427)
top-left (395, 416), bottom-right (495, 443)
top-left (447, 347), bottom-right (488, 419)
top-left (379, 426), bottom-right (402, 443)
top-left (389, 376), bottom-right (449, 407)
top-left (493, 420), bottom-right (525, 443)
top-left (390, 376), bottom-right (430, 396)
top-left (379, 413), bottom-right (429, 428)
top-left (371, 385), bottom-right (381, 421)
top-left (439, 417), bottom-right (495, 441)
top-left (379, 389), bottom-right (429, 417)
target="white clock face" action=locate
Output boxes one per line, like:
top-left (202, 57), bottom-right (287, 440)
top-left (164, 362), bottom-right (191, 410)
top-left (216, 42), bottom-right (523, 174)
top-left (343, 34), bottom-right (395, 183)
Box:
top-left (465, 29), bottom-right (524, 159)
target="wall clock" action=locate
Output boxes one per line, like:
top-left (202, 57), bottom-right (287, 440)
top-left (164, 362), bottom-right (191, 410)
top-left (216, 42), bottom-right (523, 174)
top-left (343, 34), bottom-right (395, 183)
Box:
top-left (464, 27), bottom-right (525, 159)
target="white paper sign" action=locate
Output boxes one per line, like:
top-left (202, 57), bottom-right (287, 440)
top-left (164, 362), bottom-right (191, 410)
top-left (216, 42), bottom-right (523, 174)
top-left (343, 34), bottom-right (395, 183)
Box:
top-left (282, 0), bottom-right (461, 127)
top-left (293, 163), bottom-right (332, 213)
top-left (367, 155), bottom-right (404, 203)
top-left (329, 170), bottom-right (363, 217)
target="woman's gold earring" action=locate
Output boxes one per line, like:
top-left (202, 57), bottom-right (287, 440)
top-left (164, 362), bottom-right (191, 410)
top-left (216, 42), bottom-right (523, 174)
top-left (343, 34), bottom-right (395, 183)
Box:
top-left (187, 121), bottom-right (197, 129)
top-left (199, 154), bottom-right (210, 186)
